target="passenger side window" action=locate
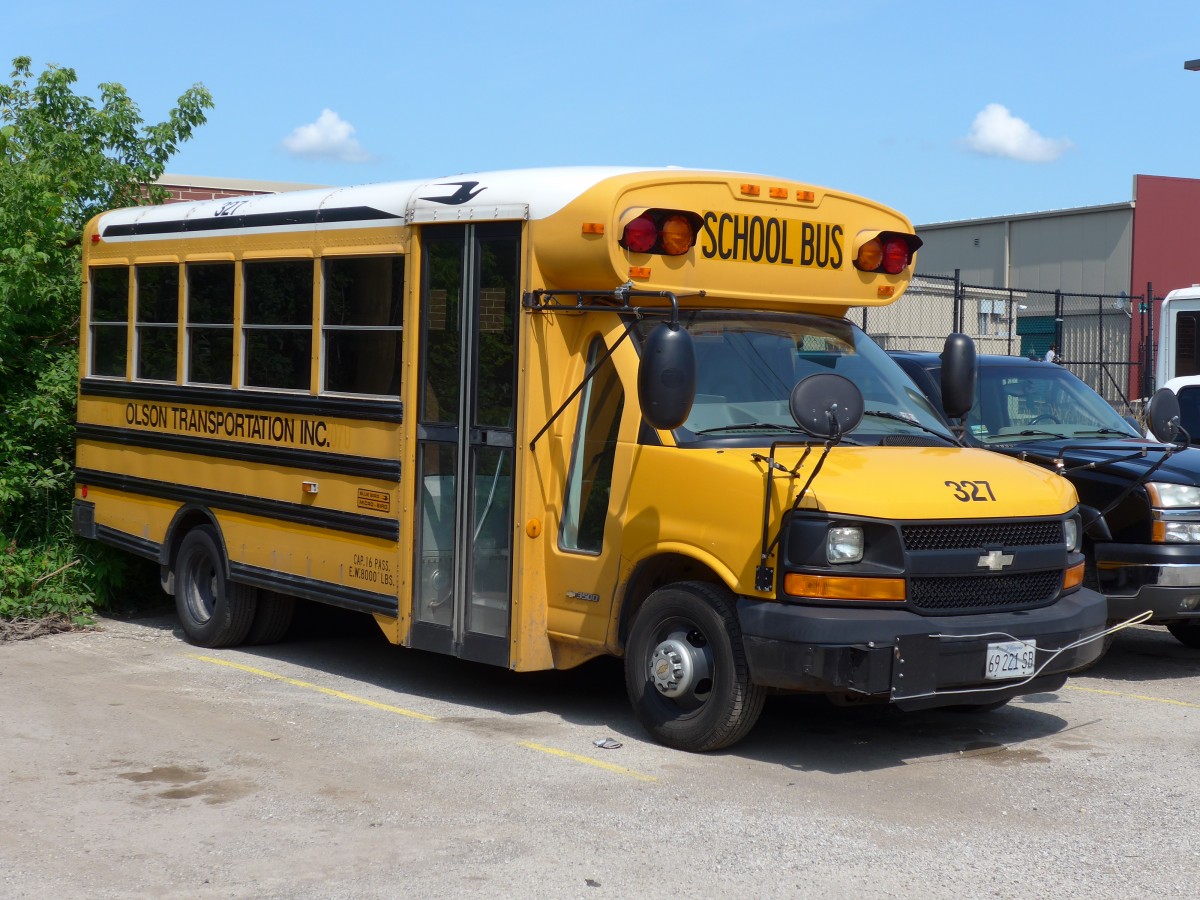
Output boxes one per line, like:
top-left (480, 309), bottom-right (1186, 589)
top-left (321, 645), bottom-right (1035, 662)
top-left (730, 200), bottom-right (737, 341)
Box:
top-left (186, 262), bottom-right (235, 386)
top-left (560, 338), bottom-right (625, 553)
top-left (89, 266), bottom-right (129, 377)
top-left (323, 255), bottom-right (403, 396)
top-left (135, 265), bottom-right (179, 382)
top-left (243, 260), bottom-right (313, 391)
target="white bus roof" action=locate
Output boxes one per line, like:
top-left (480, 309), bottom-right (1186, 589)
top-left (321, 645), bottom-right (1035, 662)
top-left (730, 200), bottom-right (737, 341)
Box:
top-left (95, 167), bottom-right (694, 240)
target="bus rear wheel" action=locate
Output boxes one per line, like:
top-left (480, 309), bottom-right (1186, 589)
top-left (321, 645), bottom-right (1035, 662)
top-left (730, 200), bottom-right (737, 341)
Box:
top-left (246, 590), bottom-right (295, 645)
top-left (174, 525), bottom-right (256, 648)
top-left (624, 581), bottom-right (764, 752)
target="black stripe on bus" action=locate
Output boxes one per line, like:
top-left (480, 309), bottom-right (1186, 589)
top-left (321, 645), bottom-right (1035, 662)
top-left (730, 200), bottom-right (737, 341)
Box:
top-left (96, 524), bottom-right (160, 561)
top-left (100, 205), bottom-right (404, 238)
top-left (76, 468), bottom-right (399, 540)
top-left (79, 379), bottom-right (403, 423)
top-left (76, 423), bottom-right (401, 481)
top-left (229, 562), bottom-right (399, 617)
top-left (88, 524), bottom-right (398, 618)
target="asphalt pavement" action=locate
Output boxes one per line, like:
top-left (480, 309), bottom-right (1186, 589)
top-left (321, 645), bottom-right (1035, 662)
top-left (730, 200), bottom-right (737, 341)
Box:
top-left (1, 606), bottom-right (1197, 898)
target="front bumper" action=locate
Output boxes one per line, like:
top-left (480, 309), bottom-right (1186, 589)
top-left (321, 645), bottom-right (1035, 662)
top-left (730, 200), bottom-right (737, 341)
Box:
top-left (737, 588), bottom-right (1107, 709)
top-left (1094, 542), bottom-right (1200, 621)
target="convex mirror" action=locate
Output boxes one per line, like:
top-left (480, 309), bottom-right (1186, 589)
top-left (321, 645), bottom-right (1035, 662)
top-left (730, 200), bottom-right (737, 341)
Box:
top-left (638, 322), bottom-right (696, 430)
top-left (1147, 388), bottom-right (1183, 443)
top-left (940, 333), bottom-right (978, 420)
top-left (789, 373), bottom-right (864, 439)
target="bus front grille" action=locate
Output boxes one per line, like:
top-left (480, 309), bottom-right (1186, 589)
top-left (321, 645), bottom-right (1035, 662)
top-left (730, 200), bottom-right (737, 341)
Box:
top-left (902, 521), bottom-right (1063, 551)
top-left (908, 570), bottom-right (1062, 614)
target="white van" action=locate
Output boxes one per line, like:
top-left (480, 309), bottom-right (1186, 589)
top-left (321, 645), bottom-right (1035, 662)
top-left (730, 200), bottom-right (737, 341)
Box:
top-left (1155, 284), bottom-right (1200, 386)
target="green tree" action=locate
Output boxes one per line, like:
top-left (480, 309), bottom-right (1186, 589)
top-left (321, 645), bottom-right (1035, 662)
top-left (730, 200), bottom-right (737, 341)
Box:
top-left (0, 56), bottom-right (213, 621)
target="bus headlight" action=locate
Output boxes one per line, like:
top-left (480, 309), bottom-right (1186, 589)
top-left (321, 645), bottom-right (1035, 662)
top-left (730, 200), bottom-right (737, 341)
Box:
top-left (827, 526), bottom-right (864, 564)
top-left (1064, 516), bottom-right (1080, 553)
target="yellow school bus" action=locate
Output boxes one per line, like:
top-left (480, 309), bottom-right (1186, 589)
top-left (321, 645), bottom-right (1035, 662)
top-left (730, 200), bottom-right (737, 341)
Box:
top-left (74, 167), bottom-right (1106, 751)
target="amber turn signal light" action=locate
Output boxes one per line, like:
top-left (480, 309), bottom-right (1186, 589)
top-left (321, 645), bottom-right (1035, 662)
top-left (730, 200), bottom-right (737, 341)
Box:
top-left (783, 573), bottom-right (906, 601)
top-left (1062, 560), bottom-right (1085, 592)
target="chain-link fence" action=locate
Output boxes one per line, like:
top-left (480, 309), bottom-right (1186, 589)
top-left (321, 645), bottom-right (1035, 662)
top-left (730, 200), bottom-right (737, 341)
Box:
top-left (849, 273), bottom-right (1151, 418)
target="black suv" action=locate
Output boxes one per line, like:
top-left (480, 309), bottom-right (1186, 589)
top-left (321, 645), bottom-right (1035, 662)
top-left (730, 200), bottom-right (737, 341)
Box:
top-left (891, 351), bottom-right (1200, 651)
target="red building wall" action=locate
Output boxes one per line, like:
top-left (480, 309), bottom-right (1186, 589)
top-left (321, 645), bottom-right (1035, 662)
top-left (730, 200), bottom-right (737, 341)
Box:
top-left (1127, 175), bottom-right (1200, 394)
top-left (1131, 174), bottom-right (1200, 300)
top-left (156, 181), bottom-right (273, 204)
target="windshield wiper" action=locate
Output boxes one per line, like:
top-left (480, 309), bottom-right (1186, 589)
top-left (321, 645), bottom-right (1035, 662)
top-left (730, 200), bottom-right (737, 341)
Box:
top-left (862, 409), bottom-right (955, 443)
top-left (692, 422), bottom-right (862, 445)
top-left (1070, 427), bottom-right (1139, 438)
top-left (1015, 429), bottom-right (1069, 439)
top-left (694, 422), bottom-right (806, 435)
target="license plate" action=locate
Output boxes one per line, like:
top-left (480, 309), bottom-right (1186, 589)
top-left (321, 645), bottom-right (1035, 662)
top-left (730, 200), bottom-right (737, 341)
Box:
top-left (984, 639), bottom-right (1037, 680)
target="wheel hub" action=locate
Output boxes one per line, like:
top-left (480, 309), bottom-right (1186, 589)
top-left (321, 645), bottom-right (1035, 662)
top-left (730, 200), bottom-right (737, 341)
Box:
top-left (649, 638), bottom-right (694, 698)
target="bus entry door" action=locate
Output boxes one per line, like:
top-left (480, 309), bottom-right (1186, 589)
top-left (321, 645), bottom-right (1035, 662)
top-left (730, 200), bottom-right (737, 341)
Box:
top-left (410, 223), bottom-right (520, 667)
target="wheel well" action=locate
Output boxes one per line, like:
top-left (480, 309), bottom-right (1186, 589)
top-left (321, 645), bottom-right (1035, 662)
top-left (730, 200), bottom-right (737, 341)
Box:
top-left (616, 552), bottom-right (724, 650)
top-left (161, 506), bottom-right (223, 594)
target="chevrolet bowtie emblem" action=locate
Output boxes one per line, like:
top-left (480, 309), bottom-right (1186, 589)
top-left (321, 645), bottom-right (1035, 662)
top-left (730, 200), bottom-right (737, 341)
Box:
top-left (977, 550), bottom-right (1015, 571)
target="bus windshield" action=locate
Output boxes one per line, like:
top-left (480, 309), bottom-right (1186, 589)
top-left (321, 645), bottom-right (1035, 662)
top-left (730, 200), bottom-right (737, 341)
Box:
top-left (645, 312), bottom-right (954, 447)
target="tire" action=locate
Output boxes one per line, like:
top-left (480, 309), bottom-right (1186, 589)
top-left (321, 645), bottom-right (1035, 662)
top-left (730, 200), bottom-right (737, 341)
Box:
top-left (174, 525), bottom-right (256, 648)
top-left (624, 581), bottom-right (764, 752)
top-left (1166, 620), bottom-right (1200, 649)
top-left (245, 590), bottom-right (296, 645)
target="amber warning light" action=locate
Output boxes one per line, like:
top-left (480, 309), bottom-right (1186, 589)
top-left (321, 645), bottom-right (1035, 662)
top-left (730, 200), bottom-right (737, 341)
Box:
top-left (854, 231), bottom-right (922, 275)
top-left (620, 209), bottom-right (704, 256)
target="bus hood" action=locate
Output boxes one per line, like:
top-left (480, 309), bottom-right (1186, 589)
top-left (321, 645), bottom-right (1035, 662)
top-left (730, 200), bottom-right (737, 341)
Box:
top-left (630, 443), bottom-right (1079, 531)
top-left (624, 444), bottom-right (1079, 594)
top-left (779, 445), bottom-right (1079, 519)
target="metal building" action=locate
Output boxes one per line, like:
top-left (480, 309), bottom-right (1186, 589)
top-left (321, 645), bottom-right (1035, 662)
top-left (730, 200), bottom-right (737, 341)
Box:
top-left (915, 174), bottom-right (1200, 300)
top-left (909, 174), bottom-right (1200, 402)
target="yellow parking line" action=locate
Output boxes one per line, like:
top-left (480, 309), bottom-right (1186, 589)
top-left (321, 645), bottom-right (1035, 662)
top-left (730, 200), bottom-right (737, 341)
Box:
top-left (520, 741), bottom-right (657, 782)
top-left (190, 654), bottom-right (657, 782)
top-left (1066, 683), bottom-right (1200, 710)
top-left (190, 654), bottom-right (437, 721)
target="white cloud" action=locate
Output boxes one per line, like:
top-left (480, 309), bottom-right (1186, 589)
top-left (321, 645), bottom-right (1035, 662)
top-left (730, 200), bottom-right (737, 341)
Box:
top-left (964, 103), bottom-right (1072, 163)
top-left (281, 109), bottom-right (373, 163)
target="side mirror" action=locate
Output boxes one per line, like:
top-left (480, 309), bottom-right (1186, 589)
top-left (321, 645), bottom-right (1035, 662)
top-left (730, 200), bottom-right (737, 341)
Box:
top-left (1147, 387), bottom-right (1183, 443)
top-left (638, 322), bottom-right (696, 430)
top-left (940, 333), bottom-right (977, 420)
top-left (789, 373), bottom-right (864, 439)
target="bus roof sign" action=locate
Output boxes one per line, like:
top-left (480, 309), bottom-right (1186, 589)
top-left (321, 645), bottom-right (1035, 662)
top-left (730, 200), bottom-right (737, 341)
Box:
top-left (90, 166), bottom-right (921, 313)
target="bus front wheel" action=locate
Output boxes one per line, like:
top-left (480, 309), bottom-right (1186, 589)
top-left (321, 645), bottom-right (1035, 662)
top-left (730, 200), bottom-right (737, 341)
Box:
top-left (174, 525), bottom-right (256, 648)
top-left (624, 581), bottom-right (764, 752)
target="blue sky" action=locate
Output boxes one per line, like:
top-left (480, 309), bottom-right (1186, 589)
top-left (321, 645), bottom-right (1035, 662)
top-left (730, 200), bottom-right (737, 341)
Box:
top-left (7, 0), bottom-right (1200, 224)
